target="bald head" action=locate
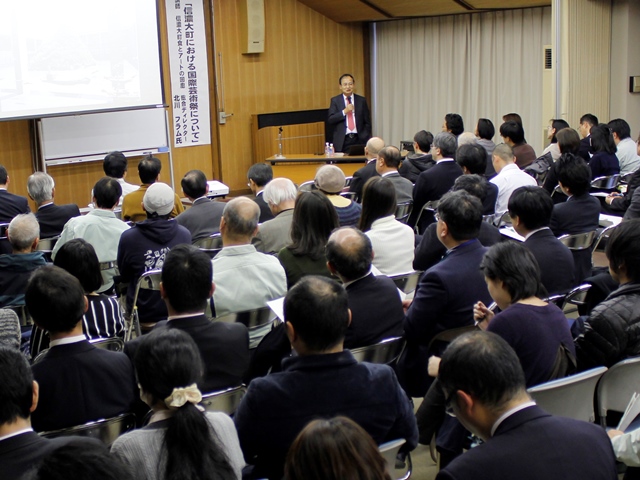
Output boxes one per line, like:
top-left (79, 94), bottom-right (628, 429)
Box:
top-left (492, 143), bottom-right (515, 174)
top-left (325, 227), bottom-right (373, 281)
top-left (365, 137), bottom-right (385, 159)
top-left (221, 197), bottom-right (260, 244)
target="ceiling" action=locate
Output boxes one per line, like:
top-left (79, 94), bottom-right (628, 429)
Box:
top-left (297, 0), bottom-right (551, 23)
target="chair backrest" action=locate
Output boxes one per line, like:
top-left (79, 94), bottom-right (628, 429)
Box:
top-left (340, 191), bottom-right (357, 200)
top-left (591, 174), bottom-right (620, 190)
top-left (215, 306), bottom-right (278, 348)
top-left (0, 222), bottom-right (9, 239)
top-left (343, 176), bottom-right (353, 188)
top-left (113, 208), bottom-right (123, 220)
top-left (527, 366), bottom-right (607, 422)
top-left (389, 271), bottom-right (422, 294)
top-left (200, 385), bottom-right (247, 416)
top-left (39, 412), bottom-right (136, 446)
top-left (592, 224), bottom-right (617, 253)
top-left (298, 180), bottom-right (316, 192)
top-left (395, 201), bottom-right (413, 224)
top-left (379, 438), bottom-right (412, 480)
top-left (557, 230), bottom-right (597, 250)
top-left (413, 201), bottom-right (438, 233)
top-left (543, 293), bottom-right (566, 308)
top-left (36, 236), bottom-right (60, 252)
top-left (621, 172), bottom-right (636, 184)
top-left (493, 211), bottom-right (512, 227)
top-left (132, 269), bottom-right (162, 303)
top-left (100, 261), bottom-right (117, 271)
top-left (560, 283), bottom-right (592, 311)
top-left (193, 233), bottom-right (222, 250)
top-left (350, 336), bottom-right (405, 365)
top-left (426, 325), bottom-right (478, 353)
top-left (596, 356), bottom-right (640, 427)
top-left (89, 337), bottom-right (125, 352)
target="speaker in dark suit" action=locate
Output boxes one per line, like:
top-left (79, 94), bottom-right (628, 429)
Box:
top-left (35, 203), bottom-right (81, 239)
top-left (327, 75), bottom-right (371, 153)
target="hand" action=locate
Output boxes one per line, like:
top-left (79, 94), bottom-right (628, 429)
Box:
top-left (606, 193), bottom-right (621, 205)
top-left (401, 298), bottom-right (412, 314)
top-left (344, 104), bottom-right (354, 114)
top-left (428, 356), bottom-right (441, 377)
top-left (473, 301), bottom-right (494, 330)
top-left (608, 429), bottom-right (624, 439)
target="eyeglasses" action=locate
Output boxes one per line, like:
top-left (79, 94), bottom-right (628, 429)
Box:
top-left (434, 212), bottom-right (441, 222)
top-left (444, 390), bottom-right (457, 417)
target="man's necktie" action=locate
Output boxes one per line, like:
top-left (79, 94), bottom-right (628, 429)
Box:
top-left (346, 96), bottom-right (355, 131)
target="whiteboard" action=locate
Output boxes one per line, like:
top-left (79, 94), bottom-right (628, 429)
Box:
top-left (40, 108), bottom-right (169, 163)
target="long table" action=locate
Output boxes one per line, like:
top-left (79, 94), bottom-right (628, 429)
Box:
top-left (265, 154), bottom-right (368, 184)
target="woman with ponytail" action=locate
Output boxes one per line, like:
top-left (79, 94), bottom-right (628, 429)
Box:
top-left (111, 329), bottom-right (243, 480)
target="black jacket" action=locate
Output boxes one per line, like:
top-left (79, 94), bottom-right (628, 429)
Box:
top-left (399, 153), bottom-right (435, 183)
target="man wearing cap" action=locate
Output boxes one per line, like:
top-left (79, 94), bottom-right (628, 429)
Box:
top-left (117, 182), bottom-right (191, 325)
top-left (315, 165), bottom-right (361, 227)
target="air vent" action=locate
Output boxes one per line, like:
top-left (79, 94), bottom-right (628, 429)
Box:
top-left (544, 46), bottom-right (552, 70)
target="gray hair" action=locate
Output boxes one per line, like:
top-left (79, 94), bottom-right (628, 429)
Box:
top-left (432, 132), bottom-right (458, 157)
top-left (457, 132), bottom-right (478, 147)
top-left (263, 178), bottom-right (297, 206)
top-left (223, 197), bottom-right (260, 238)
top-left (27, 172), bottom-right (54, 204)
top-left (8, 213), bottom-right (40, 251)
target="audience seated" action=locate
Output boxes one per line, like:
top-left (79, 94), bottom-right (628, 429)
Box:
top-left (475, 118), bottom-right (497, 177)
top-left (278, 191), bottom-right (338, 288)
top-left (0, 347), bottom-right (103, 480)
top-left (0, 213), bottom-right (47, 308)
top-left (27, 266), bottom-right (137, 432)
top-left (499, 121), bottom-right (536, 169)
top-left (315, 165), bottom-right (361, 227)
top-left (455, 143), bottom-right (498, 214)
top-left (359, 177), bottom-right (414, 275)
top-left (53, 177), bottom-right (130, 293)
top-left (578, 113), bottom-right (598, 162)
top-left (112, 329), bottom-right (244, 480)
top-left (176, 169), bottom-right (225, 241)
top-left (212, 197), bottom-right (286, 316)
top-left (284, 417), bottom-right (391, 480)
top-left (490, 143), bottom-right (538, 215)
top-left (326, 227), bottom-right (404, 349)
top-left (27, 172), bottom-right (80, 238)
top-left (542, 128), bottom-right (582, 201)
top-left (589, 123), bottom-right (620, 179)
top-left (118, 182), bottom-right (191, 324)
top-left (30, 239), bottom-right (125, 357)
top-left (443, 113), bottom-right (464, 136)
top-left (604, 168), bottom-right (640, 216)
top-left (609, 118), bottom-right (640, 175)
top-left (350, 137), bottom-right (384, 202)
top-left (121, 155), bottom-right (183, 222)
top-left (574, 220), bottom-right (640, 370)
top-left (541, 119), bottom-right (570, 162)
top-left (508, 186), bottom-right (575, 294)
top-left (253, 178), bottom-right (297, 254)
top-left (399, 191), bottom-right (491, 397)
top-left (433, 331), bottom-right (617, 480)
top-left (247, 163), bottom-right (274, 223)
top-left (102, 151), bottom-right (138, 202)
top-left (409, 131), bottom-right (463, 231)
top-left (234, 276), bottom-right (418, 480)
top-left (399, 130), bottom-right (435, 183)
top-left (413, 175), bottom-right (502, 272)
top-left (374, 146), bottom-right (413, 203)
top-left (125, 244), bottom-right (249, 392)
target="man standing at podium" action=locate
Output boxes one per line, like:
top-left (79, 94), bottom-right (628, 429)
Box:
top-left (327, 74), bottom-right (372, 153)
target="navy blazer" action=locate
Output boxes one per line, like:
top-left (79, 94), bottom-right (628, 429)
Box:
top-left (0, 189), bottom-right (30, 223)
top-left (578, 136), bottom-right (592, 162)
top-left (344, 273), bottom-right (404, 349)
top-left (524, 229), bottom-right (575, 295)
top-left (400, 239), bottom-right (491, 397)
top-left (349, 161), bottom-right (379, 203)
top-left (125, 314), bottom-right (250, 393)
top-left (483, 182), bottom-right (499, 215)
top-left (31, 340), bottom-right (137, 432)
top-left (327, 93), bottom-right (372, 152)
top-left (436, 405), bottom-right (617, 480)
top-left (409, 160), bottom-right (463, 230)
top-left (253, 192), bottom-right (274, 223)
top-left (35, 203), bottom-right (81, 239)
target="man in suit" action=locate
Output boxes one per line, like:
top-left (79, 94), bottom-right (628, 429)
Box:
top-left (176, 169), bottom-right (225, 241)
top-left (549, 153), bottom-right (600, 285)
top-left (409, 131), bottom-right (463, 231)
top-left (578, 113), bottom-right (598, 162)
top-left (124, 245), bottom-right (250, 393)
top-left (349, 136), bottom-right (384, 202)
top-left (455, 143), bottom-right (498, 214)
top-left (326, 227), bottom-right (404, 349)
top-left (500, 121), bottom-right (536, 169)
top-left (413, 175), bottom-right (502, 271)
top-left (327, 74), bottom-right (372, 153)
top-left (0, 347), bottom-right (103, 480)
top-left (247, 163), bottom-right (274, 223)
top-left (400, 191), bottom-right (492, 397)
top-left (435, 330), bottom-right (617, 480)
top-left (234, 275), bottom-right (417, 480)
top-left (253, 178), bottom-right (296, 254)
top-left (490, 143), bottom-right (537, 215)
top-left (27, 172), bottom-right (80, 239)
top-left (509, 186), bottom-right (575, 294)
top-left (375, 145), bottom-right (413, 203)
top-left (27, 266), bottom-right (137, 432)
top-left (0, 165), bottom-right (30, 254)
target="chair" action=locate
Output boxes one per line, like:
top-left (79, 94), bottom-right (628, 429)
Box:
top-left (527, 366), bottom-right (607, 422)
top-left (200, 385), bottom-right (247, 416)
top-left (350, 336), bottom-right (405, 365)
top-left (193, 232), bottom-right (222, 249)
top-left (426, 325), bottom-right (478, 353)
top-left (591, 174), bottom-right (620, 190)
top-left (543, 293), bottom-right (566, 308)
top-left (592, 224), bottom-right (617, 253)
top-left (557, 230), bottom-right (597, 250)
top-left (215, 306), bottom-right (278, 348)
top-left (298, 180), bottom-right (316, 192)
top-left (413, 200), bottom-right (438, 234)
top-left (620, 171), bottom-right (636, 184)
top-left (343, 176), bottom-right (353, 189)
top-left (389, 271), bottom-right (422, 295)
top-left (379, 438), bottom-right (412, 480)
top-left (39, 412), bottom-right (136, 446)
top-left (340, 191), bottom-right (357, 200)
top-left (5, 304), bottom-right (30, 326)
top-left (493, 211), bottom-right (512, 227)
top-left (560, 283), bottom-right (592, 312)
top-left (113, 208), bottom-right (123, 220)
top-left (89, 337), bottom-right (125, 352)
top-left (395, 201), bottom-right (413, 224)
top-left (36, 236), bottom-right (59, 254)
top-left (596, 356), bottom-right (640, 427)
top-left (127, 269), bottom-right (162, 340)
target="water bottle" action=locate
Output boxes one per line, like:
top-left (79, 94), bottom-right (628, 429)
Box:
top-left (329, 143), bottom-right (335, 157)
top-left (325, 142), bottom-right (330, 157)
